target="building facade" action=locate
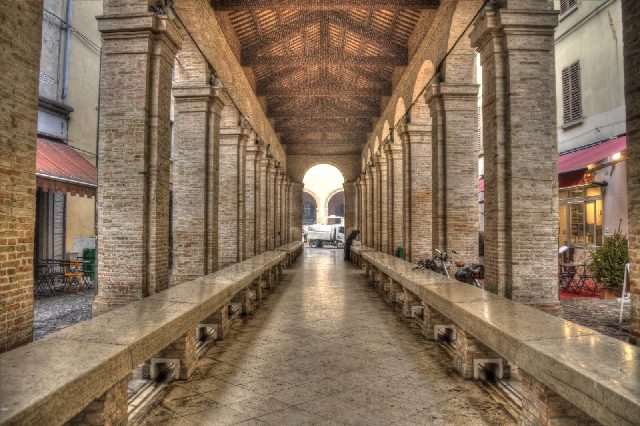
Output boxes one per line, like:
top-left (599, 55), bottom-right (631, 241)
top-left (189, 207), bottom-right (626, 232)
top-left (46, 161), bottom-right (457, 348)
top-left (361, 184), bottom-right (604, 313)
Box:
top-left (36, 0), bottom-right (100, 261)
top-left (555, 0), bottom-right (628, 249)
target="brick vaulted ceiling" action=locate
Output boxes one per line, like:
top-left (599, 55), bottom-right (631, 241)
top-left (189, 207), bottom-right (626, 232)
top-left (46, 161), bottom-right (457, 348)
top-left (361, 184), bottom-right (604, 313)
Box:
top-left (211, 0), bottom-right (439, 155)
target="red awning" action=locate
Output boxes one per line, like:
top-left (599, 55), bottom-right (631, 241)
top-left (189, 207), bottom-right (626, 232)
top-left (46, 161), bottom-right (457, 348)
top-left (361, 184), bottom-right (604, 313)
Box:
top-left (478, 178), bottom-right (484, 192)
top-left (36, 137), bottom-right (97, 197)
top-left (558, 135), bottom-right (626, 173)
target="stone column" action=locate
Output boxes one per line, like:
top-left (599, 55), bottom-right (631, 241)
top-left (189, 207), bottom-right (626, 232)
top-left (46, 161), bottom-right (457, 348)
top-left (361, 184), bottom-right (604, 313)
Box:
top-left (623, 0), bottom-right (640, 341)
top-left (274, 170), bottom-right (283, 247)
top-left (94, 10), bottom-right (182, 315)
top-left (218, 122), bottom-right (249, 267)
top-left (171, 85), bottom-right (223, 285)
top-left (354, 177), bottom-right (361, 234)
top-left (290, 182), bottom-right (304, 242)
top-left (267, 163), bottom-right (276, 250)
top-left (244, 140), bottom-right (263, 258)
top-left (426, 82), bottom-right (479, 264)
top-left (385, 143), bottom-right (404, 257)
top-left (0, 0), bottom-right (41, 352)
top-left (378, 153), bottom-right (389, 254)
top-left (286, 179), bottom-right (292, 242)
top-left (365, 168), bottom-right (374, 247)
top-left (471, 2), bottom-right (559, 303)
top-left (371, 159), bottom-right (380, 250)
top-left (400, 124), bottom-right (432, 262)
top-left (357, 176), bottom-right (366, 239)
top-left (282, 178), bottom-right (289, 243)
top-left (258, 158), bottom-right (270, 253)
top-left (343, 181), bottom-right (357, 238)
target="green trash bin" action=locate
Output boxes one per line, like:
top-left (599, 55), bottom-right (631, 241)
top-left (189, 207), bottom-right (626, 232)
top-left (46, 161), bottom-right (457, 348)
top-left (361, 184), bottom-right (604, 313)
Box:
top-left (82, 248), bottom-right (96, 283)
top-left (397, 245), bottom-right (404, 260)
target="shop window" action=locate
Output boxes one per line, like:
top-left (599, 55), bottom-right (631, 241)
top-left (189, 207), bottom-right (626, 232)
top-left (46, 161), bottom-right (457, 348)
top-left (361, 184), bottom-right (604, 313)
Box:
top-left (562, 62), bottom-right (582, 126)
top-left (559, 186), bottom-right (603, 246)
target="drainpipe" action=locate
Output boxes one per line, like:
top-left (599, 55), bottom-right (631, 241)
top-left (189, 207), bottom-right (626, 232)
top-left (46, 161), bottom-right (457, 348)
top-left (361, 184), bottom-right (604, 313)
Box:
top-left (61, 0), bottom-right (72, 99)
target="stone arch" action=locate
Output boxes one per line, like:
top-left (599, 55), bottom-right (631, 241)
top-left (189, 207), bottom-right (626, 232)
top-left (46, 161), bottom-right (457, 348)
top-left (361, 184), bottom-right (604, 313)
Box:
top-left (440, 0), bottom-right (483, 84)
top-left (326, 189), bottom-right (345, 217)
top-left (393, 97), bottom-right (406, 142)
top-left (373, 136), bottom-right (380, 156)
top-left (409, 60), bottom-right (435, 126)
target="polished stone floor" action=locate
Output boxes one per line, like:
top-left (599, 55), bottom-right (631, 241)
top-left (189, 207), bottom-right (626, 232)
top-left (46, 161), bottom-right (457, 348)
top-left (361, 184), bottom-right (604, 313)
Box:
top-left (140, 248), bottom-right (513, 425)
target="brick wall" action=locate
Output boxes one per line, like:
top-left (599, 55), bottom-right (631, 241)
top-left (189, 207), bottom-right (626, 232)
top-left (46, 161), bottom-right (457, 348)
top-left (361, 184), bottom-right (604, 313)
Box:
top-left (94, 11), bottom-right (181, 315)
top-left (386, 144), bottom-right (404, 256)
top-left (218, 105), bottom-right (248, 267)
top-left (0, 0), bottom-right (42, 352)
top-left (245, 143), bottom-right (262, 257)
top-left (471, 5), bottom-right (559, 304)
top-left (623, 0), bottom-right (640, 340)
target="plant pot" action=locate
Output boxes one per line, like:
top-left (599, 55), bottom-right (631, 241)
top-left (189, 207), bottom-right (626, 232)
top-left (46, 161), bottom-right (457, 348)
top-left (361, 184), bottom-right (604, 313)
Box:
top-left (601, 287), bottom-right (622, 299)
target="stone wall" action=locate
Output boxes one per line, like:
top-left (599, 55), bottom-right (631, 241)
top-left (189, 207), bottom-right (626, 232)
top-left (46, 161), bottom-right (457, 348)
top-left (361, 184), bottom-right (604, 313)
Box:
top-left (0, 0), bottom-right (43, 352)
top-left (623, 0), bottom-right (640, 341)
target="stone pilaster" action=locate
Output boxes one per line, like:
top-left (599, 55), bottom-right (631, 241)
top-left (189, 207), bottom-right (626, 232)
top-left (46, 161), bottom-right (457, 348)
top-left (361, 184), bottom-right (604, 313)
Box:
top-left (400, 124), bottom-right (432, 262)
top-left (354, 178), bottom-right (362, 234)
top-left (358, 176), bottom-right (366, 239)
top-left (385, 143), bottom-right (404, 257)
top-left (426, 82), bottom-right (479, 264)
top-left (378, 154), bottom-right (389, 253)
top-left (471, 3), bottom-right (559, 303)
top-left (258, 158), bottom-right (270, 253)
top-left (290, 182), bottom-right (304, 242)
top-left (285, 179), bottom-right (292, 242)
top-left (623, 0), bottom-right (640, 342)
top-left (171, 86), bottom-right (223, 284)
top-left (371, 160), bottom-right (380, 250)
top-left (343, 181), bottom-right (357, 238)
top-left (267, 163), bottom-right (277, 250)
top-left (274, 170), bottom-right (283, 247)
top-left (0, 0), bottom-right (41, 352)
top-left (94, 11), bottom-right (182, 315)
top-left (244, 141), bottom-right (263, 258)
top-left (365, 168), bottom-right (374, 247)
top-left (218, 123), bottom-right (249, 267)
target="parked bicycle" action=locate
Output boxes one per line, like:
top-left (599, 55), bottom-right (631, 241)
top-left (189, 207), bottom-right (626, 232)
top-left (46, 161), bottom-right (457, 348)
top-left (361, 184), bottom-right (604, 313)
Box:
top-left (414, 249), bottom-right (484, 288)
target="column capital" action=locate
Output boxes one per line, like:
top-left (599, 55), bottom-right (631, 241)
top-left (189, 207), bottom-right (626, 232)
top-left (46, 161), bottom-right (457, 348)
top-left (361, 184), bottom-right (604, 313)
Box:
top-left (98, 14), bottom-right (182, 51)
top-left (470, 9), bottom-right (557, 51)
top-left (245, 143), bottom-right (264, 159)
top-left (343, 180), bottom-right (357, 190)
top-left (290, 181), bottom-right (303, 188)
top-left (399, 123), bottom-right (431, 139)
top-left (424, 82), bottom-right (479, 104)
top-left (383, 143), bottom-right (403, 158)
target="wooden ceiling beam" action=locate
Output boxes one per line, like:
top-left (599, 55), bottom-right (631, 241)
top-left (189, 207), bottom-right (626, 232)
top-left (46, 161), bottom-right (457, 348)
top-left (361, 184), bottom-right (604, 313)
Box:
top-left (258, 86), bottom-right (391, 97)
top-left (242, 52), bottom-right (407, 67)
top-left (242, 11), bottom-right (408, 57)
top-left (212, 0), bottom-right (439, 12)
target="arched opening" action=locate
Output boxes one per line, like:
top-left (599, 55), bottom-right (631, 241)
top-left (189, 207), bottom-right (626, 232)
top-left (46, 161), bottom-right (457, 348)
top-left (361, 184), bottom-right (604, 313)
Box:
top-left (302, 164), bottom-right (344, 225)
top-left (302, 191), bottom-right (318, 225)
top-left (327, 190), bottom-right (345, 218)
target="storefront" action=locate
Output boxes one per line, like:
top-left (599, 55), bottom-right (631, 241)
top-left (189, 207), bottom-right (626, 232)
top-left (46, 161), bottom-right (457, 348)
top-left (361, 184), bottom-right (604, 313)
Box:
top-left (558, 135), bottom-right (627, 248)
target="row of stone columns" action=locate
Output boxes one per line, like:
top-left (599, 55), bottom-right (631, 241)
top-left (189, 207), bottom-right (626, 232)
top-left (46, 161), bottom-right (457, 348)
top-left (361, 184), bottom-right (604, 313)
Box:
top-left (353, 1), bottom-right (561, 308)
top-left (92, 9), bottom-right (302, 314)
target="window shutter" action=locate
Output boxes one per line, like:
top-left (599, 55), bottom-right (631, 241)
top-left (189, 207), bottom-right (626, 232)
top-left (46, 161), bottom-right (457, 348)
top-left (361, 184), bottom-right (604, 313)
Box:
top-left (562, 67), bottom-right (571, 123)
top-left (562, 61), bottom-right (581, 124)
top-left (476, 105), bottom-right (483, 152)
top-left (569, 62), bottom-right (581, 122)
top-left (560, 0), bottom-right (577, 16)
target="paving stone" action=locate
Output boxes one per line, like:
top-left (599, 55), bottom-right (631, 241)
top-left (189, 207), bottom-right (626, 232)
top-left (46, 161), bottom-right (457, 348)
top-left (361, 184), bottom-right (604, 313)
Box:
top-left (140, 249), bottom-right (514, 425)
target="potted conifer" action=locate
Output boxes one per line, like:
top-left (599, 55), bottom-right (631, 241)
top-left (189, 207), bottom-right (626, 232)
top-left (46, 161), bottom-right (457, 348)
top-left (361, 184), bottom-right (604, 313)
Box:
top-left (589, 223), bottom-right (629, 299)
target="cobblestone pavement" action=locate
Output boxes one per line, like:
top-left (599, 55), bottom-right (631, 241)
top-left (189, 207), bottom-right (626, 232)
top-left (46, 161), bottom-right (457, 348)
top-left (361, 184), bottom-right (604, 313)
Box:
top-left (33, 286), bottom-right (96, 341)
top-left (557, 297), bottom-right (631, 343)
top-left (140, 249), bottom-right (513, 426)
